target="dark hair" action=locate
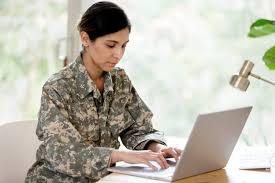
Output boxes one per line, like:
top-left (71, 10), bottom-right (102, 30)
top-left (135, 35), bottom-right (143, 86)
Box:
top-left (77, 1), bottom-right (131, 41)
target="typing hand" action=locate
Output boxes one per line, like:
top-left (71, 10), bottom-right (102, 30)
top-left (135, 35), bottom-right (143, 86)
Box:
top-left (160, 147), bottom-right (182, 162)
top-left (111, 150), bottom-right (169, 170)
top-left (146, 142), bottom-right (182, 162)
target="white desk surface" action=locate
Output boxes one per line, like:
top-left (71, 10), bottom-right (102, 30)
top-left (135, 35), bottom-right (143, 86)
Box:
top-left (97, 136), bottom-right (275, 183)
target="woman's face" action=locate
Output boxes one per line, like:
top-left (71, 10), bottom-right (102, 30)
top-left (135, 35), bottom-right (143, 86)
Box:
top-left (84, 28), bottom-right (130, 72)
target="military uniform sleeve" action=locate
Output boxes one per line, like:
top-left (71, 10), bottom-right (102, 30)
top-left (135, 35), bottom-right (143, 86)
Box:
top-left (120, 83), bottom-right (167, 150)
top-left (36, 84), bottom-right (113, 180)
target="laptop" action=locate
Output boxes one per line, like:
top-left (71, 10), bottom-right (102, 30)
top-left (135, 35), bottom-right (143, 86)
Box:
top-left (107, 106), bottom-right (252, 182)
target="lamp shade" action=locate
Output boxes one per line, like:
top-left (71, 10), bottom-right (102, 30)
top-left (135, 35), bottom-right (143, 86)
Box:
top-left (230, 75), bottom-right (250, 91)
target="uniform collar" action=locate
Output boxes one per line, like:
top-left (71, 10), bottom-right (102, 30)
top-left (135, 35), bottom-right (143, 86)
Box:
top-left (71, 53), bottom-right (114, 99)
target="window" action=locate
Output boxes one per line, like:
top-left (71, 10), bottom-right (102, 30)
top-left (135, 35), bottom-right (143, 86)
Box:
top-left (1, 0), bottom-right (274, 146)
top-left (0, 0), bottom-right (67, 122)
top-left (87, 0), bottom-right (274, 145)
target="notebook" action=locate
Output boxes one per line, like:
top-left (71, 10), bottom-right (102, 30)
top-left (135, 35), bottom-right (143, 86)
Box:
top-left (108, 106), bottom-right (252, 182)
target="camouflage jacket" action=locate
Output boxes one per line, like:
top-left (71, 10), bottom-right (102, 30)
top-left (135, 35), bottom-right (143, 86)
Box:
top-left (25, 54), bottom-right (166, 182)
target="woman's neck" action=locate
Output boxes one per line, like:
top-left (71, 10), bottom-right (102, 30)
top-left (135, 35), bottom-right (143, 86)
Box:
top-left (82, 51), bottom-right (104, 81)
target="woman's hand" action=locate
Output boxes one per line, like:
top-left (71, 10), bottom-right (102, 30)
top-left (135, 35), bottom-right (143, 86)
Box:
top-left (110, 142), bottom-right (182, 170)
top-left (159, 146), bottom-right (182, 161)
top-left (111, 150), bottom-right (169, 170)
top-left (147, 142), bottom-right (182, 161)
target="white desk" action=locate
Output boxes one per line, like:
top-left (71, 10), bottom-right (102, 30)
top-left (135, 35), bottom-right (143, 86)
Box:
top-left (98, 168), bottom-right (273, 183)
top-left (97, 137), bottom-right (275, 183)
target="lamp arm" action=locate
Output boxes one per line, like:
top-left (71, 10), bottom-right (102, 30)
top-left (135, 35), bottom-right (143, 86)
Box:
top-left (250, 73), bottom-right (275, 86)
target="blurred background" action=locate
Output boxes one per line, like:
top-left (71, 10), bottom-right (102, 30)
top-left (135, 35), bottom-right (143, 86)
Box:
top-left (0, 0), bottom-right (274, 146)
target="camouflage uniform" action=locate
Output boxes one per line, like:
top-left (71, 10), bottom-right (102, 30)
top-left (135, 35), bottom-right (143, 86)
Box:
top-left (25, 53), bottom-right (166, 183)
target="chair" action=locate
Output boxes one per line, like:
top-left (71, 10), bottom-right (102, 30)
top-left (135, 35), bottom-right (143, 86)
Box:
top-left (0, 120), bottom-right (41, 183)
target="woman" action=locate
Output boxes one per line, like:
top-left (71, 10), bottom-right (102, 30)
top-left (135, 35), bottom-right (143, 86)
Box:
top-left (25, 1), bottom-right (181, 182)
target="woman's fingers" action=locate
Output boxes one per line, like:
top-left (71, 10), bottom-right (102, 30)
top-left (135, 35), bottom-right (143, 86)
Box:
top-left (120, 150), bottom-right (177, 170)
top-left (158, 153), bottom-right (169, 168)
top-left (174, 148), bottom-right (182, 156)
top-left (151, 153), bottom-right (169, 169)
top-left (141, 151), bottom-right (169, 170)
top-left (167, 148), bottom-right (179, 161)
top-left (144, 160), bottom-right (158, 171)
top-left (161, 147), bottom-right (182, 161)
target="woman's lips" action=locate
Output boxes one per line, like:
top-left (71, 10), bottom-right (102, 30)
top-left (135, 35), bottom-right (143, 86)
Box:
top-left (108, 62), bottom-right (117, 67)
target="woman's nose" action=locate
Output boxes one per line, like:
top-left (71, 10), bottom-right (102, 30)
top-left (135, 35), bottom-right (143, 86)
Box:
top-left (113, 48), bottom-right (123, 59)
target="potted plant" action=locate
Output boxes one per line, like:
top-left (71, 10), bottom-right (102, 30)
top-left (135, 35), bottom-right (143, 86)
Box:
top-left (248, 19), bottom-right (275, 70)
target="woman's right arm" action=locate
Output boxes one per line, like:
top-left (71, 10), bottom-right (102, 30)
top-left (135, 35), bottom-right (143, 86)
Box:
top-left (36, 85), bottom-right (113, 180)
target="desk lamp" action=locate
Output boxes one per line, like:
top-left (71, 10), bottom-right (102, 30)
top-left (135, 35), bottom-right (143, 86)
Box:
top-left (230, 60), bottom-right (275, 91)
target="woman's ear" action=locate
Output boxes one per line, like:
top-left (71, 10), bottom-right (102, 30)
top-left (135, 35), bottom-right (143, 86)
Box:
top-left (80, 31), bottom-right (90, 47)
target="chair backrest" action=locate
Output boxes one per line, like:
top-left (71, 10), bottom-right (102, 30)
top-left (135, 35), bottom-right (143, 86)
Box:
top-left (0, 120), bottom-right (41, 183)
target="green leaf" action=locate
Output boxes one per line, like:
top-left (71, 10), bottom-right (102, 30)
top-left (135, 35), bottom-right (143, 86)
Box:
top-left (263, 46), bottom-right (275, 70)
top-left (248, 19), bottom-right (275, 37)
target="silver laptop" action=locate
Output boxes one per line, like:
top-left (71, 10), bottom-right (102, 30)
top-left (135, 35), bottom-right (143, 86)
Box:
top-left (108, 106), bottom-right (252, 182)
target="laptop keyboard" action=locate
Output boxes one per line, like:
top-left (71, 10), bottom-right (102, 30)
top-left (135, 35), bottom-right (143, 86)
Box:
top-left (133, 165), bottom-right (175, 178)
top-left (139, 159), bottom-right (176, 177)
top-left (107, 159), bottom-right (177, 181)
top-left (157, 167), bottom-right (174, 177)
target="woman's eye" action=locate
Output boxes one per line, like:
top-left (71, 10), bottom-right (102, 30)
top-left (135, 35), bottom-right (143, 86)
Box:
top-left (107, 45), bottom-right (115, 48)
